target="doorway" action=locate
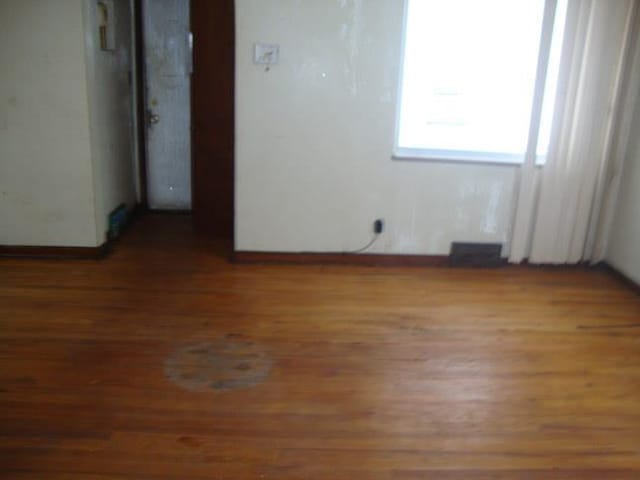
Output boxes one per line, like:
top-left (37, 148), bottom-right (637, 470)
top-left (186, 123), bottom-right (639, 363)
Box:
top-left (134, 0), bottom-right (235, 240)
top-left (142, 0), bottom-right (191, 210)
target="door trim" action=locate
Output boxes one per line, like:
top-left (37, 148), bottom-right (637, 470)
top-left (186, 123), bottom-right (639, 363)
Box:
top-left (191, 0), bottom-right (235, 240)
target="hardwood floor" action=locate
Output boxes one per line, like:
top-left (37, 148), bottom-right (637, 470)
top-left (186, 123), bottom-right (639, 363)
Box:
top-left (1, 214), bottom-right (639, 479)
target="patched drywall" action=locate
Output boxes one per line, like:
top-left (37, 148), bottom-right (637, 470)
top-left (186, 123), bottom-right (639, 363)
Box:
top-left (235, 0), bottom-right (517, 254)
top-left (83, 0), bottom-right (137, 243)
top-left (0, 0), bottom-right (137, 248)
top-left (607, 93), bottom-right (640, 284)
top-left (0, 0), bottom-right (97, 247)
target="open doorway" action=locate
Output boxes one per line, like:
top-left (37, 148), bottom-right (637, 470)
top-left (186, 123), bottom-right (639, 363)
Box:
top-left (142, 0), bottom-right (191, 211)
top-left (132, 0), bottom-right (235, 240)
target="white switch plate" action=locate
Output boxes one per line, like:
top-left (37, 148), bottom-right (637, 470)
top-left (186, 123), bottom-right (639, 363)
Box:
top-left (254, 43), bottom-right (279, 65)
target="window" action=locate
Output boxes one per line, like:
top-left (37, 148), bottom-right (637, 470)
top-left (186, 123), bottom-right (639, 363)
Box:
top-left (395, 0), bottom-right (568, 164)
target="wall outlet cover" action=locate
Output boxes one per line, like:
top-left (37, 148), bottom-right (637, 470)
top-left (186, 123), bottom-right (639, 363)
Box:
top-left (254, 43), bottom-right (279, 65)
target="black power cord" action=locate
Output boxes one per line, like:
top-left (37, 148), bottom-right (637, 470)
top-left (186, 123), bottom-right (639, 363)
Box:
top-left (300, 220), bottom-right (383, 255)
top-left (346, 233), bottom-right (380, 254)
top-left (346, 219), bottom-right (383, 254)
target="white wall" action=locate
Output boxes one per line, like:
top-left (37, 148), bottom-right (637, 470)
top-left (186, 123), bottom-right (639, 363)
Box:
top-left (0, 0), bottom-right (98, 247)
top-left (0, 0), bottom-right (136, 248)
top-left (235, 0), bottom-right (518, 254)
top-left (607, 92), bottom-right (640, 284)
top-left (83, 0), bottom-right (137, 243)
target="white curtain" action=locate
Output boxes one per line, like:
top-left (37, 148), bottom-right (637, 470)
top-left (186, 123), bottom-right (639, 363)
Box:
top-left (509, 0), bottom-right (637, 264)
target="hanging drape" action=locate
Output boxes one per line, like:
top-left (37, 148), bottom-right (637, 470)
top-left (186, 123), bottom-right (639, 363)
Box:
top-left (509, 0), bottom-right (637, 264)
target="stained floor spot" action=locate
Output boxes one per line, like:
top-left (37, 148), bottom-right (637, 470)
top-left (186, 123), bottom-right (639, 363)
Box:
top-left (164, 339), bottom-right (272, 392)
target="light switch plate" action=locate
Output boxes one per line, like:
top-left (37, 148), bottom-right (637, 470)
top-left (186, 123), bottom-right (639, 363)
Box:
top-left (254, 43), bottom-right (279, 65)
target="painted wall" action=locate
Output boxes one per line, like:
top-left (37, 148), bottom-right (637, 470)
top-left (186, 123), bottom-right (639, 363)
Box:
top-left (607, 91), bottom-right (640, 284)
top-left (235, 0), bottom-right (518, 254)
top-left (0, 0), bottom-right (98, 247)
top-left (83, 0), bottom-right (137, 243)
top-left (0, 0), bottom-right (136, 248)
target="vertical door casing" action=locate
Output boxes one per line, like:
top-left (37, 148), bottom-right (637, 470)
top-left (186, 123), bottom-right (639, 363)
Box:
top-left (191, 0), bottom-right (235, 238)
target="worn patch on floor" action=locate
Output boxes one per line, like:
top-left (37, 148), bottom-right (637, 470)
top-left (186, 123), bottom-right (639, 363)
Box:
top-left (164, 339), bottom-right (272, 392)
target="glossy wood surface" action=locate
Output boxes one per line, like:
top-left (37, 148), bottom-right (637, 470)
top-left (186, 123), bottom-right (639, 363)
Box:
top-left (1, 215), bottom-right (639, 479)
top-left (191, 0), bottom-right (235, 238)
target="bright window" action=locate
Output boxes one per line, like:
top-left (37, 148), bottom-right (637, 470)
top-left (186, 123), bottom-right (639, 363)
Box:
top-left (395, 0), bottom-right (567, 164)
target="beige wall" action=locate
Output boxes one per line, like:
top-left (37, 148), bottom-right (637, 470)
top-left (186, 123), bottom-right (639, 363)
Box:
top-left (83, 0), bottom-right (137, 243)
top-left (0, 0), bottom-right (98, 247)
top-left (607, 94), bottom-right (640, 284)
top-left (0, 0), bottom-right (136, 247)
top-left (235, 0), bottom-right (517, 254)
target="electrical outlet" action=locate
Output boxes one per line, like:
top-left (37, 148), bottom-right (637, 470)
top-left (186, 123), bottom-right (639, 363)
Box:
top-left (373, 219), bottom-right (384, 234)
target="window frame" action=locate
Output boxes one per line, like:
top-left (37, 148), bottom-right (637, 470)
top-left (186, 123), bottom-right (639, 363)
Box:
top-left (392, 0), bottom-right (561, 167)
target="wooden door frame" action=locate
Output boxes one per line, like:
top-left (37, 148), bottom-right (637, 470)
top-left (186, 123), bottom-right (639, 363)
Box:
top-left (132, 0), bottom-right (235, 234)
top-left (132, 0), bottom-right (148, 211)
top-left (190, 0), bottom-right (235, 240)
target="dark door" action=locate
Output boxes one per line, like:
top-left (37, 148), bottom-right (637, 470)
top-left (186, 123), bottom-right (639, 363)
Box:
top-left (191, 0), bottom-right (235, 239)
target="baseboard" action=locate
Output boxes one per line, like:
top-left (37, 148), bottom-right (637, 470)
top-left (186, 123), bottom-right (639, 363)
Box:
top-left (600, 262), bottom-right (640, 295)
top-left (0, 204), bottom-right (143, 260)
top-left (233, 251), bottom-right (449, 267)
top-left (147, 209), bottom-right (192, 215)
top-left (233, 251), bottom-right (620, 270)
top-left (0, 243), bottom-right (109, 260)
top-left (516, 259), bottom-right (594, 270)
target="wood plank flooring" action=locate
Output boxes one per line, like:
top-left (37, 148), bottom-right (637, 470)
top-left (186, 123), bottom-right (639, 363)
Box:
top-left (1, 214), bottom-right (639, 479)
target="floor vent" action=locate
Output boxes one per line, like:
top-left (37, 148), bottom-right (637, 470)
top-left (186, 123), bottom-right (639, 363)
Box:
top-left (449, 242), bottom-right (504, 267)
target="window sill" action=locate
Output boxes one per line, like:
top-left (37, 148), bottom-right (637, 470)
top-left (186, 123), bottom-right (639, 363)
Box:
top-left (392, 150), bottom-right (545, 167)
